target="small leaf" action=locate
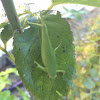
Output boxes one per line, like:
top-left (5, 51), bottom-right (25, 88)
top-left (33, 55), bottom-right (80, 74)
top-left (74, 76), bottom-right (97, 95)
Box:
top-left (94, 29), bottom-right (100, 35)
top-left (0, 90), bottom-right (19, 100)
top-left (0, 22), bottom-right (8, 29)
top-left (90, 68), bottom-right (98, 78)
top-left (0, 68), bottom-right (18, 91)
top-left (83, 77), bottom-right (95, 89)
top-left (75, 88), bottom-right (80, 98)
top-left (20, 14), bottom-right (33, 28)
top-left (0, 68), bottom-right (18, 76)
top-left (1, 24), bottom-right (13, 44)
top-left (0, 75), bottom-right (11, 91)
top-left (80, 91), bottom-right (92, 100)
top-left (90, 56), bottom-right (100, 65)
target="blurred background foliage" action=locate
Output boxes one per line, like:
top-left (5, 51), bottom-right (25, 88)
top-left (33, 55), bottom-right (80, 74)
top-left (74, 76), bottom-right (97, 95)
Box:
top-left (67, 9), bottom-right (100, 100)
top-left (0, 3), bottom-right (100, 100)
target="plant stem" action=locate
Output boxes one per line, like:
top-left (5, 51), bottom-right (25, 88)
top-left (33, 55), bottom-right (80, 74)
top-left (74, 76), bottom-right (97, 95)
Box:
top-left (1, 0), bottom-right (23, 34)
top-left (0, 46), bottom-right (8, 55)
top-left (47, 3), bottom-right (54, 10)
top-left (0, 46), bottom-right (15, 64)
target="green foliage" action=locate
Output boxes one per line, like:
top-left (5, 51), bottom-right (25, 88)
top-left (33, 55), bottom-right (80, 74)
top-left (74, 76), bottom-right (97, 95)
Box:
top-left (1, 24), bottom-right (13, 44)
top-left (1, 0), bottom-right (100, 99)
top-left (0, 22), bottom-right (8, 29)
top-left (90, 68), bottom-right (98, 78)
top-left (0, 14), bottom-right (33, 45)
top-left (0, 90), bottom-right (19, 100)
top-left (63, 6), bottom-right (88, 20)
top-left (67, 14), bottom-right (100, 100)
top-left (16, 87), bottom-right (30, 100)
top-left (52, 0), bottom-right (100, 7)
top-left (19, 14), bottom-right (33, 29)
top-left (0, 74), bottom-right (11, 91)
top-left (0, 68), bottom-right (18, 91)
top-left (0, 68), bottom-right (18, 76)
top-left (83, 77), bottom-right (95, 89)
top-left (13, 11), bottom-right (75, 100)
top-left (0, 67), bottom-right (30, 100)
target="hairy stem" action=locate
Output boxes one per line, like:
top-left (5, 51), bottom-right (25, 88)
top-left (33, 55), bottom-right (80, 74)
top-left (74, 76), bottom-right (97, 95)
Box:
top-left (1, 0), bottom-right (23, 34)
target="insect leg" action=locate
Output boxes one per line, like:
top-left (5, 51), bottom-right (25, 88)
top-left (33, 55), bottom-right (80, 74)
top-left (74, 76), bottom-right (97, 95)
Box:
top-left (34, 61), bottom-right (46, 72)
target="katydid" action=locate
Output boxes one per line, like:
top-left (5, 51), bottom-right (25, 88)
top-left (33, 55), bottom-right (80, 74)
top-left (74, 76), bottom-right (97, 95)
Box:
top-left (40, 11), bottom-right (57, 78)
top-left (29, 12), bottom-right (65, 79)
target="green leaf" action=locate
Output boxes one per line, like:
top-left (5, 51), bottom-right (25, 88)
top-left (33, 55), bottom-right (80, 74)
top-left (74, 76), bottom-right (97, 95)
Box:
top-left (0, 90), bottom-right (19, 100)
top-left (90, 56), bottom-right (100, 65)
top-left (94, 29), bottom-right (100, 35)
top-left (52, 0), bottom-right (100, 7)
top-left (13, 11), bottom-right (75, 100)
top-left (0, 75), bottom-right (11, 91)
top-left (1, 24), bottom-right (13, 44)
top-left (0, 68), bottom-right (18, 91)
top-left (83, 77), bottom-right (95, 89)
top-left (0, 14), bottom-right (34, 45)
top-left (0, 68), bottom-right (18, 76)
top-left (90, 68), bottom-right (98, 78)
top-left (62, 7), bottom-right (82, 20)
top-left (75, 88), bottom-right (80, 98)
top-left (16, 87), bottom-right (30, 100)
top-left (0, 22), bottom-right (8, 29)
top-left (20, 14), bottom-right (33, 28)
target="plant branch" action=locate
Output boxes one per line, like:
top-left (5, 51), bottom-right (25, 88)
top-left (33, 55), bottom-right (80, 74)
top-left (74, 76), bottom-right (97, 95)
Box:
top-left (47, 3), bottom-right (54, 10)
top-left (0, 46), bottom-right (15, 64)
top-left (1, 0), bottom-right (23, 34)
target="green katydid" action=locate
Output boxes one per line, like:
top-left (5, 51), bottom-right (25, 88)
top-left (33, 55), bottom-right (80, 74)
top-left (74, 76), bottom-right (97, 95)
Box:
top-left (39, 11), bottom-right (57, 79)
top-left (29, 11), bottom-right (65, 79)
